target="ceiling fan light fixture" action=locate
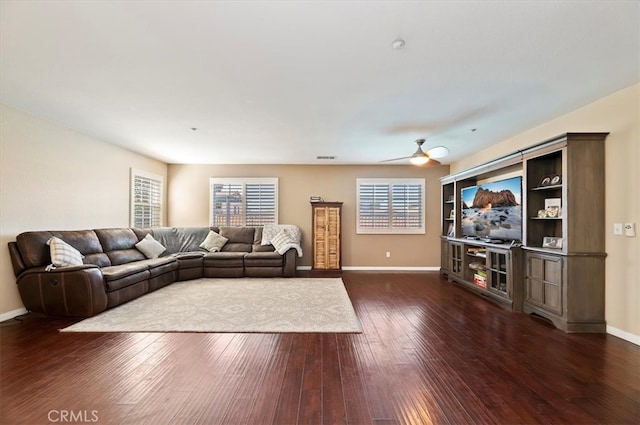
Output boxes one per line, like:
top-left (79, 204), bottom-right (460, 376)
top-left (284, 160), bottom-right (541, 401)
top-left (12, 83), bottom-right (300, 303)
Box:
top-left (410, 155), bottom-right (430, 166)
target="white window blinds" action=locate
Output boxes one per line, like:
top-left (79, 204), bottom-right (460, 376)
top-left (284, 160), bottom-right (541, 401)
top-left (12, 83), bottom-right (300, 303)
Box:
top-left (357, 178), bottom-right (425, 234)
top-left (130, 169), bottom-right (163, 228)
top-left (210, 178), bottom-right (278, 226)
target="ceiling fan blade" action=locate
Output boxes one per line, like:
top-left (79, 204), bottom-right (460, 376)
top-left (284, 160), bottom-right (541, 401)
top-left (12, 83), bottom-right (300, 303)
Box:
top-left (380, 139), bottom-right (447, 164)
top-left (426, 146), bottom-right (449, 159)
top-left (379, 156), bottom-right (412, 163)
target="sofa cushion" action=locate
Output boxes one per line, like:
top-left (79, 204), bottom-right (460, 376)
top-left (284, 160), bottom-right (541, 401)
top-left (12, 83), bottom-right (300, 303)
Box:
top-left (95, 228), bottom-right (147, 265)
top-left (137, 257), bottom-right (178, 278)
top-left (219, 227), bottom-right (255, 245)
top-left (95, 228), bottom-right (139, 251)
top-left (244, 252), bottom-right (283, 267)
top-left (203, 252), bottom-right (246, 268)
top-left (101, 264), bottom-right (151, 292)
top-left (47, 237), bottom-right (84, 267)
top-left (199, 230), bottom-right (228, 252)
top-left (135, 234), bottom-right (166, 258)
top-left (252, 243), bottom-right (276, 252)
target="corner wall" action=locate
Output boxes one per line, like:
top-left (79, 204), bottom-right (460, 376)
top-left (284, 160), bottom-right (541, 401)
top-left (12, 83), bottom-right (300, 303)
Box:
top-left (167, 164), bottom-right (449, 269)
top-left (450, 83), bottom-right (640, 343)
top-left (0, 105), bottom-right (167, 318)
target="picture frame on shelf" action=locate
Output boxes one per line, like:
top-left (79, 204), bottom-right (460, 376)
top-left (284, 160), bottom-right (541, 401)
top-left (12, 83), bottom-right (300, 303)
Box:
top-left (544, 198), bottom-right (562, 218)
top-left (449, 209), bottom-right (455, 219)
top-left (545, 198), bottom-right (561, 209)
top-left (542, 236), bottom-right (563, 249)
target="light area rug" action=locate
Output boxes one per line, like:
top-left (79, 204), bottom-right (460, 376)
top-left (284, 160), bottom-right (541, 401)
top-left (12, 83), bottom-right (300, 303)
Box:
top-left (61, 278), bottom-right (362, 333)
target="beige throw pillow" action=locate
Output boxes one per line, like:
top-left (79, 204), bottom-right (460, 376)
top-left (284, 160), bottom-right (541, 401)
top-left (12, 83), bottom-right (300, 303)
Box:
top-left (199, 230), bottom-right (228, 252)
top-left (135, 234), bottom-right (166, 259)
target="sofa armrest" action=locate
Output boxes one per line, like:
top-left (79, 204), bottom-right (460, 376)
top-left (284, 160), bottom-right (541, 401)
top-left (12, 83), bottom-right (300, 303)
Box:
top-left (8, 241), bottom-right (26, 277)
top-left (16, 266), bottom-right (108, 317)
top-left (282, 248), bottom-right (297, 277)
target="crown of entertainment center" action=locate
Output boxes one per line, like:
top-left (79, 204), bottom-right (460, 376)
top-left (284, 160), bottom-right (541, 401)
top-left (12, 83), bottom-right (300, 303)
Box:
top-left (440, 132), bottom-right (608, 333)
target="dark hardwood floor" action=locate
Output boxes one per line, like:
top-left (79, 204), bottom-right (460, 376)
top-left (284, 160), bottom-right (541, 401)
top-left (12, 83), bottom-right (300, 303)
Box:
top-left (1, 272), bottom-right (638, 425)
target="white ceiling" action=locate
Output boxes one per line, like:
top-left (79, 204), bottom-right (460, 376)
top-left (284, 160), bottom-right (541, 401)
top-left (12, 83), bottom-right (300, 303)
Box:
top-left (1, 1), bottom-right (638, 165)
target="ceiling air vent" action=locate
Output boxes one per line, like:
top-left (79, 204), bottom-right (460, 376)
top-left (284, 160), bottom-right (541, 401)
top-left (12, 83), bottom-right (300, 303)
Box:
top-left (316, 156), bottom-right (336, 160)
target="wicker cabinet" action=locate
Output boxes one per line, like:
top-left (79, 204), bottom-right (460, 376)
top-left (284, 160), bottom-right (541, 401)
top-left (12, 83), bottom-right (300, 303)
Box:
top-left (311, 202), bottom-right (342, 270)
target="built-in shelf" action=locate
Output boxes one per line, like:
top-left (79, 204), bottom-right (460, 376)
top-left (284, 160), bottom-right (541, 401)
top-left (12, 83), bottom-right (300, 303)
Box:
top-left (531, 185), bottom-right (562, 191)
top-left (440, 132), bottom-right (608, 332)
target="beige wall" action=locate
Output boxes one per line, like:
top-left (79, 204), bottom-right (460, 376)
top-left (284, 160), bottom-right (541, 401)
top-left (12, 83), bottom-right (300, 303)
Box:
top-left (2, 82), bottom-right (638, 343)
top-left (451, 83), bottom-right (640, 341)
top-left (0, 105), bottom-right (167, 317)
top-left (168, 164), bottom-right (449, 268)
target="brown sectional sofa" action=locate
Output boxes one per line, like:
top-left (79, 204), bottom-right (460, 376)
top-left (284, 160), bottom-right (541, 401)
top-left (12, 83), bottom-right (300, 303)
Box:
top-left (8, 226), bottom-right (298, 318)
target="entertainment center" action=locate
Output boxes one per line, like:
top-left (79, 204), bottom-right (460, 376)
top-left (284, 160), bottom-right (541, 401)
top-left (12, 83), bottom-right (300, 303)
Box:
top-left (440, 132), bottom-right (608, 332)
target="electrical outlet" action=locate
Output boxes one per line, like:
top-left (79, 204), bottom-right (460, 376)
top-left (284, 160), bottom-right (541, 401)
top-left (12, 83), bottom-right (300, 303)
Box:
top-left (386, 251), bottom-right (391, 258)
top-left (624, 223), bottom-right (636, 237)
top-left (614, 223), bottom-right (623, 235)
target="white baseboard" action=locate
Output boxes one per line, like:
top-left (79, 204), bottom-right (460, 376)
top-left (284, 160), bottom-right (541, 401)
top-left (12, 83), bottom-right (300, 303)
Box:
top-left (0, 308), bottom-right (28, 323)
top-left (607, 325), bottom-right (640, 346)
top-left (343, 266), bottom-right (440, 271)
top-left (296, 266), bottom-right (439, 272)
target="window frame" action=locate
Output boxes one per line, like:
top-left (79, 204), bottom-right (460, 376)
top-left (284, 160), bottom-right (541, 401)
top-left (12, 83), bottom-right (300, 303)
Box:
top-left (130, 168), bottom-right (164, 228)
top-left (356, 178), bottom-right (426, 235)
top-left (209, 177), bottom-right (279, 227)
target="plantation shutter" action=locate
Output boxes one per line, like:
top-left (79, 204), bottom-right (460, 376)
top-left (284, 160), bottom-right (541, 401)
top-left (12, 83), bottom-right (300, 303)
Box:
top-left (212, 183), bottom-right (244, 226)
top-left (210, 178), bottom-right (278, 226)
top-left (357, 178), bottom-right (425, 234)
top-left (245, 183), bottom-right (277, 225)
top-left (357, 183), bottom-right (390, 229)
top-left (391, 184), bottom-right (423, 228)
top-left (131, 170), bottom-right (163, 228)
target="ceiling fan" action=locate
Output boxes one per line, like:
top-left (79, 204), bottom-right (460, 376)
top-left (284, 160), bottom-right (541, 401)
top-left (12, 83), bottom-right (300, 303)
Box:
top-left (381, 139), bottom-right (449, 166)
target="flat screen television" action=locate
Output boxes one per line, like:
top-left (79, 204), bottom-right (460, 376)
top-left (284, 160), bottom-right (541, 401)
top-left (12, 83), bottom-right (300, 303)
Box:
top-left (460, 176), bottom-right (522, 242)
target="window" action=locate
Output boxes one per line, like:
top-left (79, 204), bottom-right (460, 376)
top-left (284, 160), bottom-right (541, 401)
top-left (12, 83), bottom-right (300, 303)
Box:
top-left (130, 169), bottom-right (163, 228)
top-left (357, 178), bottom-right (425, 234)
top-left (210, 178), bottom-right (278, 226)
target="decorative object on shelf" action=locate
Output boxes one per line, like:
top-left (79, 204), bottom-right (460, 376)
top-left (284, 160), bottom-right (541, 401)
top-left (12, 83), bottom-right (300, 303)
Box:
top-left (537, 209), bottom-right (547, 218)
top-left (544, 198), bottom-right (562, 218)
top-left (449, 209), bottom-right (455, 219)
top-left (545, 206), bottom-right (560, 218)
top-left (447, 223), bottom-right (454, 237)
top-left (473, 269), bottom-right (487, 288)
top-left (309, 195), bottom-right (323, 203)
top-left (448, 194), bottom-right (454, 202)
top-left (550, 174), bottom-right (562, 185)
top-left (542, 236), bottom-right (563, 249)
top-left (539, 176), bottom-right (552, 187)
